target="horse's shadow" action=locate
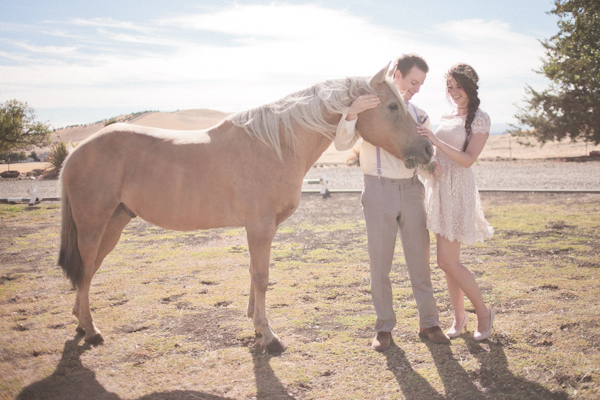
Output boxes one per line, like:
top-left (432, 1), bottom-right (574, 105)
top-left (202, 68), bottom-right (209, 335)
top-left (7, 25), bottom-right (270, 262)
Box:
top-left (249, 347), bottom-right (295, 400)
top-left (16, 336), bottom-right (294, 400)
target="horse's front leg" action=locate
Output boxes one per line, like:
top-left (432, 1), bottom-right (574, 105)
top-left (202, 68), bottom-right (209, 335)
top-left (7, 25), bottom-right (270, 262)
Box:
top-left (245, 220), bottom-right (285, 354)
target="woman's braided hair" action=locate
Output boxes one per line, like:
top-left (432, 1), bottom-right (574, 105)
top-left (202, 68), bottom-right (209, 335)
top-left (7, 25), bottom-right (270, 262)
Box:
top-left (447, 63), bottom-right (480, 151)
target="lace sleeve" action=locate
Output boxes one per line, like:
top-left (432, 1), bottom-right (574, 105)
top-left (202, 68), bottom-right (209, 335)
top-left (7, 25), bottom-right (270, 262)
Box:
top-left (472, 110), bottom-right (491, 135)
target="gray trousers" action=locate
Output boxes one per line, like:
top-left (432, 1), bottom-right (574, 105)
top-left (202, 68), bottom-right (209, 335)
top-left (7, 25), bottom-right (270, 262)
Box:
top-left (362, 174), bottom-right (440, 332)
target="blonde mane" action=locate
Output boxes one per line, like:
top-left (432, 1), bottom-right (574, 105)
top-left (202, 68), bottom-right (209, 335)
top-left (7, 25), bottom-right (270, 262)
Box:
top-left (229, 76), bottom-right (391, 160)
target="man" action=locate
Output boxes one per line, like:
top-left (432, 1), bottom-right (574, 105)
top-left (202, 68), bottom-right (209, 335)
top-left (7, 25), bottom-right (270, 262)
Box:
top-left (335, 54), bottom-right (449, 351)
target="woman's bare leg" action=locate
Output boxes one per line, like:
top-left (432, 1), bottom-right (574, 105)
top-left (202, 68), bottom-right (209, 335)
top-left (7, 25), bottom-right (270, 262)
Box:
top-left (436, 234), bottom-right (490, 332)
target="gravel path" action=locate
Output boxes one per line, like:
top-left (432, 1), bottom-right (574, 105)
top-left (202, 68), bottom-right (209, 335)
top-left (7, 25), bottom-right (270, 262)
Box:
top-left (304, 159), bottom-right (600, 192)
top-left (1, 160), bottom-right (599, 201)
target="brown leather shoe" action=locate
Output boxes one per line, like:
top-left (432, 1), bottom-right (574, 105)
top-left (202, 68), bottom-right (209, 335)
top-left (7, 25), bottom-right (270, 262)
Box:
top-left (419, 326), bottom-right (450, 344)
top-left (372, 331), bottom-right (392, 351)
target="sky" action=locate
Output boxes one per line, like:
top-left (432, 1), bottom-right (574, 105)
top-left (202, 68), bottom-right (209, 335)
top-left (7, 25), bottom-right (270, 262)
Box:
top-left (1, 0), bottom-right (560, 132)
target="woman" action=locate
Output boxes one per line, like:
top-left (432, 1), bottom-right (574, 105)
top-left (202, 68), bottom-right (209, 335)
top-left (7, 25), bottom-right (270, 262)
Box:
top-left (417, 63), bottom-right (495, 341)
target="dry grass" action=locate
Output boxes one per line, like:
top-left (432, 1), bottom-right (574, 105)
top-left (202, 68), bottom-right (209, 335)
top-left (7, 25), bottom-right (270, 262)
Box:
top-left (0, 162), bottom-right (50, 174)
top-left (0, 192), bottom-right (598, 399)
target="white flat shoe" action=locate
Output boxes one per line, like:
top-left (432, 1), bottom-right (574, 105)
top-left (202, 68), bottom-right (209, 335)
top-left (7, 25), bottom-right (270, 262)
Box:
top-left (474, 308), bottom-right (495, 341)
top-left (446, 313), bottom-right (469, 338)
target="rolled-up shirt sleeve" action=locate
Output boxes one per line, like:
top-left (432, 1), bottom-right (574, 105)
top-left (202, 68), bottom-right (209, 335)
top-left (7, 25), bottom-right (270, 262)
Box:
top-left (335, 106), bottom-right (431, 152)
top-left (334, 114), bottom-right (361, 151)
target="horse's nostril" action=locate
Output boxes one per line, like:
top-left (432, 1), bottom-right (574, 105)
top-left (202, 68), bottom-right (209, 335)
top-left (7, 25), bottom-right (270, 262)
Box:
top-left (426, 144), bottom-right (434, 157)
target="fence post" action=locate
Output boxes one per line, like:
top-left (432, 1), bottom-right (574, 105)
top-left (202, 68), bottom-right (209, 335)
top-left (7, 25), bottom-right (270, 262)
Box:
top-left (28, 185), bottom-right (40, 206)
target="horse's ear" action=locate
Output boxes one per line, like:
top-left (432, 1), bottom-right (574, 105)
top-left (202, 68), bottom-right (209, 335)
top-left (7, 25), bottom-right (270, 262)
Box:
top-left (387, 62), bottom-right (396, 78)
top-left (370, 61), bottom-right (392, 86)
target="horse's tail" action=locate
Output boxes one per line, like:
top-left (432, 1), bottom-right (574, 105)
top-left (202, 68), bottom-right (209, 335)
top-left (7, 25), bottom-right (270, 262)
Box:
top-left (58, 179), bottom-right (84, 288)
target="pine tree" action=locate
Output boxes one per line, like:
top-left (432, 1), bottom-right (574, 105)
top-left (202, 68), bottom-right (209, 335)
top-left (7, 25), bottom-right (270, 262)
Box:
top-left (513, 0), bottom-right (600, 145)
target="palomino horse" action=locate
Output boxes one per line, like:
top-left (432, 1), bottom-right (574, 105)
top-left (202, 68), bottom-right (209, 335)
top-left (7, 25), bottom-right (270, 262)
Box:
top-left (58, 63), bottom-right (433, 353)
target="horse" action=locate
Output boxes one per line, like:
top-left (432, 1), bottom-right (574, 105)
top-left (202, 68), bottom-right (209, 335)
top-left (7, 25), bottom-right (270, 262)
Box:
top-left (58, 63), bottom-right (433, 353)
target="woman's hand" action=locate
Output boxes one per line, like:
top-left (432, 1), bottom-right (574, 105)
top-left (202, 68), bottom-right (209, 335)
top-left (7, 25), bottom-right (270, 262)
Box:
top-left (421, 160), bottom-right (443, 179)
top-left (347, 94), bottom-right (380, 120)
top-left (417, 125), bottom-right (438, 146)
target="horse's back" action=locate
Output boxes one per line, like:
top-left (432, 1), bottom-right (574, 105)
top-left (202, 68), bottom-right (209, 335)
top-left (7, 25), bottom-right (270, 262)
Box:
top-left (61, 121), bottom-right (303, 231)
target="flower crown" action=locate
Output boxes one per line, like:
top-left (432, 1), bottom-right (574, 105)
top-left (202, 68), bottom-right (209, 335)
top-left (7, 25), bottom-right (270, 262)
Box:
top-left (446, 64), bottom-right (479, 86)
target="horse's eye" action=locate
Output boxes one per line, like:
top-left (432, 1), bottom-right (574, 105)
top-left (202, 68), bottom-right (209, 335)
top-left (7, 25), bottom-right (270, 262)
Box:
top-left (388, 102), bottom-right (399, 111)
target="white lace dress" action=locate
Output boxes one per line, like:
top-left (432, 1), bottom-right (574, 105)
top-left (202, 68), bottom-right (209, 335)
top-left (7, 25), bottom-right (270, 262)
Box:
top-left (424, 109), bottom-right (494, 244)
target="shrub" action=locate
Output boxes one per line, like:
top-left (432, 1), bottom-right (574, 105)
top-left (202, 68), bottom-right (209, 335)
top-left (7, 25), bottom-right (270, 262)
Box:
top-left (44, 141), bottom-right (76, 179)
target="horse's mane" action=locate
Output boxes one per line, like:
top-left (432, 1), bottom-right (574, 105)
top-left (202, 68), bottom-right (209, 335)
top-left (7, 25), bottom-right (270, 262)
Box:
top-left (228, 76), bottom-right (383, 160)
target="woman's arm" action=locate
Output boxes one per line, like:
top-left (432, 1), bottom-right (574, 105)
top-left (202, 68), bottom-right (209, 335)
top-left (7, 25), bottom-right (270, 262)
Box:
top-left (418, 125), bottom-right (489, 168)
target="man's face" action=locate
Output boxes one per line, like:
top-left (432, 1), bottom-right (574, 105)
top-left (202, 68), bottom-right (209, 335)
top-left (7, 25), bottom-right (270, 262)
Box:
top-left (393, 66), bottom-right (427, 101)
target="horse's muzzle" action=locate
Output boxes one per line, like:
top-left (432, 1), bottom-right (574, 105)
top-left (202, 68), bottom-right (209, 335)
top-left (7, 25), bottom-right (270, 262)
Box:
top-left (403, 140), bottom-right (433, 169)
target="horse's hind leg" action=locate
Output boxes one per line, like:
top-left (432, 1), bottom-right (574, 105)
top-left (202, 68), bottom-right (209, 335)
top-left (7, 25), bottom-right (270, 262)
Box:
top-left (245, 219), bottom-right (285, 353)
top-left (247, 280), bottom-right (255, 319)
top-left (73, 205), bottom-right (132, 344)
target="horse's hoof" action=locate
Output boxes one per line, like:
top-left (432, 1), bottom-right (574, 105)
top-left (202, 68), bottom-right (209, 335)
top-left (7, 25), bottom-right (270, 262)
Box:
top-left (265, 338), bottom-right (286, 355)
top-left (84, 333), bottom-right (104, 346)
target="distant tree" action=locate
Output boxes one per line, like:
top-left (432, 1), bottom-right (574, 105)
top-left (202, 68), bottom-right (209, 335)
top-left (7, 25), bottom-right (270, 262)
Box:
top-left (512, 0), bottom-right (600, 145)
top-left (5, 152), bottom-right (27, 163)
top-left (0, 99), bottom-right (52, 169)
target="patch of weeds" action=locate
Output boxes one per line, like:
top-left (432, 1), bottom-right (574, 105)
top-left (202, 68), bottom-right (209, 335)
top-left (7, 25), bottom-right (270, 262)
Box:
top-left (0, 204), bottom-right (25, 216)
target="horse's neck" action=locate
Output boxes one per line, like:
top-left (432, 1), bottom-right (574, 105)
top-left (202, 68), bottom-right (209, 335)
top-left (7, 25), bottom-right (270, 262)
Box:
top-left (293, 113), bottom-right (341, 172)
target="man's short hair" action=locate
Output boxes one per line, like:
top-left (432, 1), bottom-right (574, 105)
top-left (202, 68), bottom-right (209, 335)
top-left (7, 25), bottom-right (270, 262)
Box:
top-left (395, 54), bottom-right (429, 77)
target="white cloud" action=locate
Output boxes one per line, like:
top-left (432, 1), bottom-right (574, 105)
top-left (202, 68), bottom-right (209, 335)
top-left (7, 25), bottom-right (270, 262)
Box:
top-left (14, 42), bottom-right (78, 55)
top-left (159, 4), bottom-right (369, 39)
top-left (0, 4), bottom-right (548, 128)
top-left (70, 17), bottom-right (152, 33)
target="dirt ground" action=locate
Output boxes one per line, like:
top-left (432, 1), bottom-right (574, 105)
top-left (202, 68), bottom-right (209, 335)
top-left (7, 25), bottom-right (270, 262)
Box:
top-left (1, 192), bottom-right (599, 399)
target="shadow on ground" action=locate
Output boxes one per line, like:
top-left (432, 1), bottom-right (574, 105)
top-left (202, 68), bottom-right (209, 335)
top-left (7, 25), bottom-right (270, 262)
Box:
top-left (17, 336), bottom-right (295, 400)
top-left (411, 338), bottom-right (571, 399)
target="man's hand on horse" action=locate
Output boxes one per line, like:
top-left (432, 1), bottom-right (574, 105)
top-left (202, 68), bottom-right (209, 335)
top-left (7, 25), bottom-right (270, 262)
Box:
top-left (346, 94), bottom-right (380, 121)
